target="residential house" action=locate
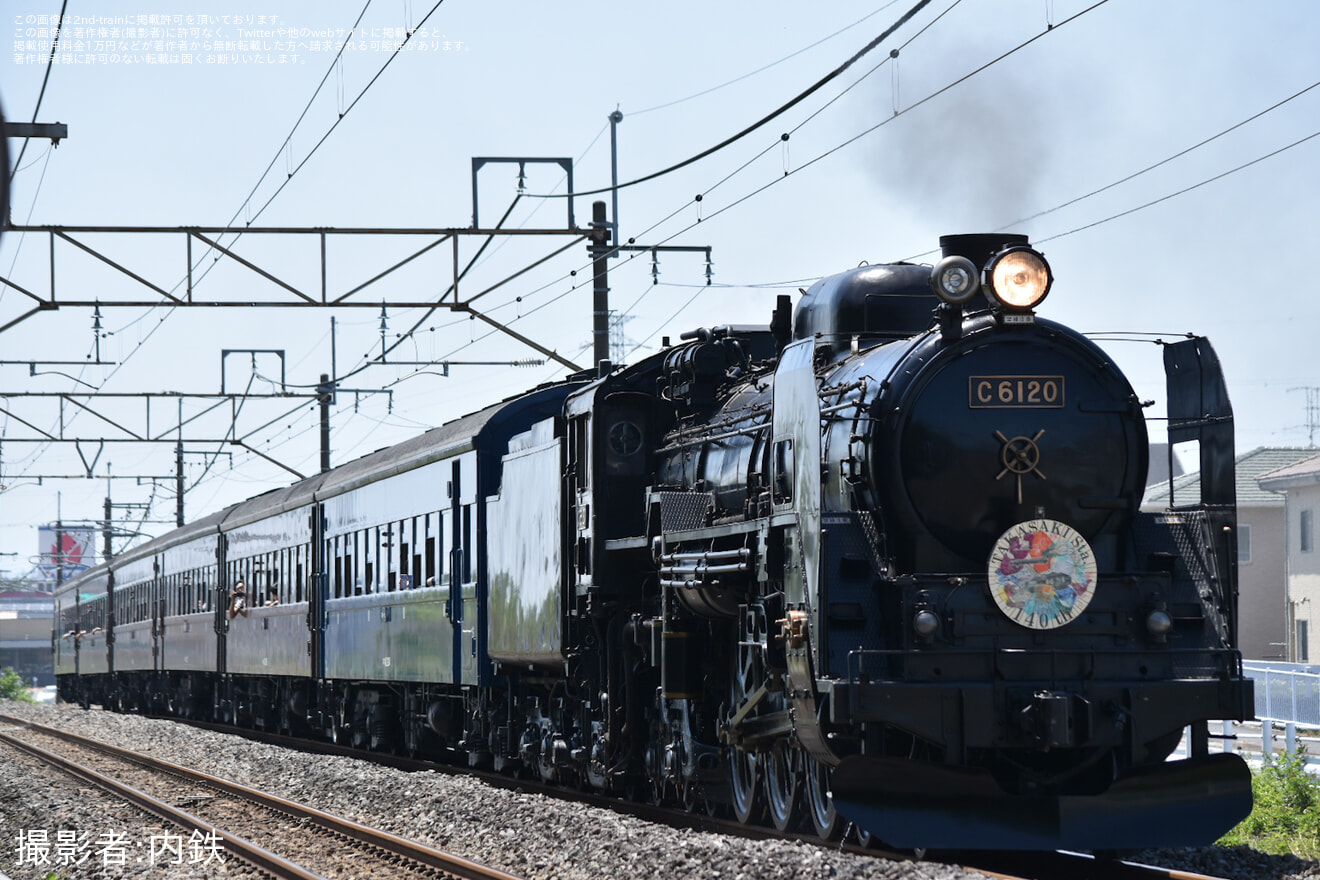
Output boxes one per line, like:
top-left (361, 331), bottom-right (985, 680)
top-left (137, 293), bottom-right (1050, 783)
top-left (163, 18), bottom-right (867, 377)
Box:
top-left (1144, 447), bottom-right (1317, 661)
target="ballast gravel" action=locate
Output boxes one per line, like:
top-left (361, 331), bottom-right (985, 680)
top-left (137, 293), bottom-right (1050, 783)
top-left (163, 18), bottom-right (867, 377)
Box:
top-left (1, 701), bottom-right (1318, 880)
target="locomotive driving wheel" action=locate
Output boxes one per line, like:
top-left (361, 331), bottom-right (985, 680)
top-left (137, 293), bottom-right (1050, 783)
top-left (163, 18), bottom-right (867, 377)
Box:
top-left (804, 753), bottom-right (842, 840)
top-left (727, 638), bottom-right (764, 824)
top-left (764, 738), bottom-right (800, 832)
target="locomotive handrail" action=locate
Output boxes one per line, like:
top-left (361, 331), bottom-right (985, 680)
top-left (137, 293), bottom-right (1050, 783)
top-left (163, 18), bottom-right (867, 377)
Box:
top-left (655, 423), bottom-right (767, 454)
top-left (659, 546), bottom-right (753, 589)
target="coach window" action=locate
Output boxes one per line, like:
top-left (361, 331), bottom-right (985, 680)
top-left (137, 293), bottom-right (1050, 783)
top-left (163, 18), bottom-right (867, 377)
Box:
top-left (399, 520), bottom-right (411, 590)
top-left (351, 531), bottom-right (361, 595)
top-left (364, 528), bottom-right (375, 595)
top-left (414, 521), bottom-right (424, 589)
top-left (462, 505), bottom-right (473, 584)
top-left (424, 515), bottom-right (436, 586)
top-left (436, 514), bottom-right (446, 586)
top-left (331, 538), bottom-right (341, 598)
top-left (346, 540), bottom-right (353, 596)
top-left (371, 526), bottom-right (381, 594)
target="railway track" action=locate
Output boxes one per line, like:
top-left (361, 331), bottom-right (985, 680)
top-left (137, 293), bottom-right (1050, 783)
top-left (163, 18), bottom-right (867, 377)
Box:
top-left (217, 724), bottom-right (1240, 880)
top-left (0, 708), bottom-right (1247, 880)
top-left (97, 713), bottom-right (1242, 880)
top-left (0, 714), bottom-right (524, 880)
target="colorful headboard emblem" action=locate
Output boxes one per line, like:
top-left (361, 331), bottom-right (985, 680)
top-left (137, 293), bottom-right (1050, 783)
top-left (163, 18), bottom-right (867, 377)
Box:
top-left (987, 519), bottom-right (1097, 630)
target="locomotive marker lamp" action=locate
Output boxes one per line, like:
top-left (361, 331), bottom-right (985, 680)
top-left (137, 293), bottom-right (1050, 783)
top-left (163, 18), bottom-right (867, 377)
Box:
top-left (985, 246), bottom-right (1052, 312)
top-left (930, 255), bottom-right (981, 304)
top-left (912, 608), bottom-right (940, 641)
top-left (1146, 608), bottom-right (1173, 642)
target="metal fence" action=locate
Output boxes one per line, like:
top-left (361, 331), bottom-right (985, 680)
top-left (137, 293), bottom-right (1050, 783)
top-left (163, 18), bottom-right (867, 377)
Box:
top-left (1232, 663), bottom-right (1320, 765)
top-left (1244, 662), bottom-right (1320, 726)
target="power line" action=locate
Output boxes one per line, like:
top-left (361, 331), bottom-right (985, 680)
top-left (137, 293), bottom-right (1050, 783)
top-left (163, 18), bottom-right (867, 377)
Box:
top-left (244, 0), bottom-right (450, 227)
top-left (1003, 79), bottom-right (1320, 231)
top-left (95, 1), bottom-right (442, 418)
top-left (527, 0), bottom-right (933, 198)
top-left (603, 0), bottom-right (1109, 348)
top-left (630, 1), bottom-right (908, 116)
top-left (223, 0), bottom-right (376, 233)
top-left (1035, 128), bottom-right (1320, 246)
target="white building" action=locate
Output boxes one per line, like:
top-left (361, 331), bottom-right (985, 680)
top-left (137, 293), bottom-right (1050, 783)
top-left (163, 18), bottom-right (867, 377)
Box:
top-left (1257, 453), bottom-right (1320, 663)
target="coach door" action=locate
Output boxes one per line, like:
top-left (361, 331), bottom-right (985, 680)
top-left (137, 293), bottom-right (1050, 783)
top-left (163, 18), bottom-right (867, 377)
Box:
top-left (448, 459), bottom-right (466, 684)
top-left (152, 558), bottom-right (165, 672)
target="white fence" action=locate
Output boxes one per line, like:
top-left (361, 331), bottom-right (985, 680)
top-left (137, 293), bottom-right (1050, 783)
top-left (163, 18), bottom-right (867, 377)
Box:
top-left (1172, 664), bottom-right (1320, 767)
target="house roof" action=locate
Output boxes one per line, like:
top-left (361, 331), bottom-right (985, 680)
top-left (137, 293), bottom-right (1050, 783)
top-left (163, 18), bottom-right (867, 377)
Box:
top-left (1257, 452), bottom-right (1320, 491)
top-left (1143, 446), bottom-right (1318, 508)
top-left (1146, 443), bottom-right (1183, 487)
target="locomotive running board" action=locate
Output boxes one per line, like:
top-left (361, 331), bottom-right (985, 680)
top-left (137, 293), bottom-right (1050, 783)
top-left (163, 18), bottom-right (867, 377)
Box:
top-left (829, 752), bottom-right (1252, 851)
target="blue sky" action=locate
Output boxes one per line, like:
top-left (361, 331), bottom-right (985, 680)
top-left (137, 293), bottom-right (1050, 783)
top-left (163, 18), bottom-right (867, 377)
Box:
top-left (1, 0), bottom-right (1317, 575)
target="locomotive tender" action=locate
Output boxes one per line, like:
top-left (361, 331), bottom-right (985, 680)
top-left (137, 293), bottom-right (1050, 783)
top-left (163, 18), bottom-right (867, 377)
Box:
top-left (54, 233), bottom-right (1254, 851)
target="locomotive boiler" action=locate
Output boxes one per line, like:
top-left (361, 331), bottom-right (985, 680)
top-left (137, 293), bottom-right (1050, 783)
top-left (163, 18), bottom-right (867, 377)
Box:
top-left (54, 233), bottom-right (1253, 852)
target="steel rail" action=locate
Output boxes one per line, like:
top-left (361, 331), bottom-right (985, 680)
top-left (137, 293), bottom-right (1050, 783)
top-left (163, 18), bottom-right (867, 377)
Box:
top-left (0, 726), bottom-right (324, 880)
top-left (1, 716), bottom-right (524, 880)
top-left (5, 711), bottom-right (1233, 880)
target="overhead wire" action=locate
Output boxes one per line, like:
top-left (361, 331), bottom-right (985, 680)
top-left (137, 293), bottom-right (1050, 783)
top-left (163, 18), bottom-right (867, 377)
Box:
top-left (1000, 79), bottom-right (1320, 230)
top-left (630, 1), bottom-right (908, 116)
top-left (244, 0), bottom-right (450, 226)
top-left (527, 0), bottom-right (933, 199)
top-left (1035, 129), bottom-right (1320, 246)
top-left (377, 5), bottom-right (932, 367)
top-left (496, 0), bottom-right (971, 359)
top-left (103, 0), bottom-right (439, 377)
top-left (66, 2), bottom-right (451, 533)
top-left (607, 0), bottom-right (1113, 358)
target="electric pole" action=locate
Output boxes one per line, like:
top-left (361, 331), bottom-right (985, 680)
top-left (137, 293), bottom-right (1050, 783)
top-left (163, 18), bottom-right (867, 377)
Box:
top-left (590, 201), bottom-right (611, 369)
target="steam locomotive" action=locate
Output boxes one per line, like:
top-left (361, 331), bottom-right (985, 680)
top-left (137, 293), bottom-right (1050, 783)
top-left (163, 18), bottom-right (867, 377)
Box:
top-left (54, 233), bottom-right (1254, 851)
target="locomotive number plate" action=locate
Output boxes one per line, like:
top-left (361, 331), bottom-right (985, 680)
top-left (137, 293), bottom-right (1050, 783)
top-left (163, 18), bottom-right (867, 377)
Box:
top-left (969, 375), bottom-right (1065, 409)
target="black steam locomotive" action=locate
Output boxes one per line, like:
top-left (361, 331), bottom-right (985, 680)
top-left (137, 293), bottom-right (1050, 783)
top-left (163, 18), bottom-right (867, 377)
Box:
top-left (55, 233), bottom-right (1254, 851)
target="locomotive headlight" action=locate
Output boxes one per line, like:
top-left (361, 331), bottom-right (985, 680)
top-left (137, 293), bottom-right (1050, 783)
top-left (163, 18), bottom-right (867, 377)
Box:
top-left (913, 609), bottom-right (940, 638)
top-left (986, 246), bottom-right (1052, 311)
top-left (930, 255), bottom-right (980, 304)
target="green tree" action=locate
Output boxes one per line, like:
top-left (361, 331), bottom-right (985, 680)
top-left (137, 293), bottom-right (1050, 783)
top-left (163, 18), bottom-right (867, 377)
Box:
top-left (0, 666), bottom-right (35, 702)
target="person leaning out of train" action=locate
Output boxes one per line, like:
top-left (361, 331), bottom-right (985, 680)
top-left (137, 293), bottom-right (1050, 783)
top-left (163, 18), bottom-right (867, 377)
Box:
top-left (229, 582), bottom-right (250, 619)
